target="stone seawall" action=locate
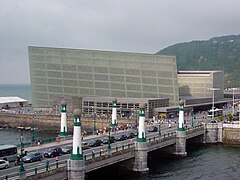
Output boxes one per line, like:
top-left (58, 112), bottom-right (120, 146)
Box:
top-left (223, 128), bottom-right (240, 145)
top-left (0, 113), bottom-right (134, 134)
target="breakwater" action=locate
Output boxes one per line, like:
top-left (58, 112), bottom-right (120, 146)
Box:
top-left (0, 113), bottom-right (134, 134)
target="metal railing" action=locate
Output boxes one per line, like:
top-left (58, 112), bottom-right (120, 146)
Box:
top-left (0, 160), bottom-right (67, 180)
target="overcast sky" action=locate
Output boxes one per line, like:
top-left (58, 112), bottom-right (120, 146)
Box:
top-left (0, 0), bottom-right (239, 85)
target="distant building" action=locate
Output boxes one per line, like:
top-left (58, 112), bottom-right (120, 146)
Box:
top-left (28, 46), bottom-right (179, 108)
top-left (178, 71), bottom-right (224, 100)
top-left (82, 96), bottom-right (169, 118)
top-left (0, 96), bottom-right (28, 109)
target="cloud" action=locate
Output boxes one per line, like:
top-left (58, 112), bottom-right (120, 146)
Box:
top-left (0, 0), bottom-right (239, 84)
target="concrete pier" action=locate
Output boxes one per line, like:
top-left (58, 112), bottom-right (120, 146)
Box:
top-left (133, 103), bottom-right (149, 172)
top-left (175, 130), bottom-right (187, 156)
top-left (133, 142), bottom-right (149, 172)
top-left (68, 160), bottom-right (85, 180)
top-left (175, 100), bottom-right (187, 156)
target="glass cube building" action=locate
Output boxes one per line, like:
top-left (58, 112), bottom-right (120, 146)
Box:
top-left (28, 46), bottom-right (179, 108)
top-left (178, 71), bottom-right (224, 99)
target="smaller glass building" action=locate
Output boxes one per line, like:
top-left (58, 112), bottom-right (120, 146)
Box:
top-left (178, 71), bottom-right (224, 99)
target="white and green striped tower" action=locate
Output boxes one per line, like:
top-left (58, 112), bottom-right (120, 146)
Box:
top-left (68, 108), bottom-right (85, 180)
top-left (59, 100), bottom-right (68, 136)
top-left (178, 100), bottom-right (185, 131)
top-left (137, 103), bottom-right (146, 142)
top-left (71, 108), bottom-right (83, 160)
top-left (111, 98), bottom-right (117, 127)
top-left (133, 102), bottom-right (149, 172)
top-left (175, 100), bottom-right (187, 156)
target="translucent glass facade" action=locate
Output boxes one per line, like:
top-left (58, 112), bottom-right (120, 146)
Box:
top-left (178, 71), bottom-right (224, 99)
top-left (29, 46), bottom-right (179, 107)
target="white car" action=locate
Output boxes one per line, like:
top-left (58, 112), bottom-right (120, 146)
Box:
top-left (0, 160), bottom-right (9, 169)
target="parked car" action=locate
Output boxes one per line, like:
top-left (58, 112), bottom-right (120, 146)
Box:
top-left (88, 139), bottom-right (102, 147)
top-left (82, 142), bottom-right (89, 150)
top-left (0, 160), bottom-right (9, 169)
top-left (126, 132), bottom-right (135, 139)
top-left (148, 126), bottom-right (158, 132)
top-left (210, 120), bottom-right (217, 123)
top-left (101, 136), bottom-right (116, 144)
top-left (44, 147), bottom-right (62, 158)
top-left (133, 130), bottom-right (138, 136)
top-left (22, 152), bottom-right (43, 163)
top-left (115, 134), bottom-right (128, 141)
top-left (62, 145), bottom-right (72, 154)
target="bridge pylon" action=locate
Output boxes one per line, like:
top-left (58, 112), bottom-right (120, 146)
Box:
top-left (59, 99), bottom-right (68, 137)
top-left (133, 103), bottom-right (149, 172)
top-left (175, 100), bottom-right (187, 156)
top-left (68, 108), bottom-right (85, 180)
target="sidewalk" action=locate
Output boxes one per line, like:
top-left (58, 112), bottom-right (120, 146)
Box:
top-left (25, 133), bottom-right (97, 152)
top-left (24, 128), bottom-right (133, 152)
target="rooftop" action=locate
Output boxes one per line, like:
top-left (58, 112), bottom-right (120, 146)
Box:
top-left (0, 96), bottom-right (28, 104)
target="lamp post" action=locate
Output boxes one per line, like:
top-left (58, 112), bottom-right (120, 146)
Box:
top-left (232, 88), bottom-right (237, 115)
top-left (158, 122), bottom-right (161, 136)
top-left (56, 105), bottom-right (58, 115)
top-left (191, 110), bottom-right (194, 127)
top-left (108, 123), bottom-right (111, 151)
top-left (92, 106), bottom-right (96, 135)
top-left (238, 103), bottom-right (240, 121)
top-left (208, 88), bottom-right (220, 120)
top-left (135, 109), bottom-right (138, 125)
top-left (19, 130), bottom-right (25, 173)
top-left (31, 117), bottom-right (35, 144)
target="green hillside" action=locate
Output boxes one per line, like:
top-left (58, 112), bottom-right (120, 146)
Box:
top-left (157, 35), bottom-right (240, 88)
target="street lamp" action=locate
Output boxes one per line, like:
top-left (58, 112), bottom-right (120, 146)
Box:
top-left (238, 103), bottom-right (240, 121)
top-left (31, 117), bottom-right (35, 144)
top-left (191, 110), bottom-right (194, 127)
top-left (158, 122), bottom-right (161, 136)
top-left (208, 88), bottom-right (220, 120)
top-left (92, 106), bottom-right (96, 135)
top-left (56, 105), bottom-right (58, 115)
top-left (135, 109), bottom-right (138, 125)
top-left (19, 130), bottom-right (25, 173)
top-left (232, 88), bottom-right (237, 115)
top-left (108, 123), bottom-right (111, 151)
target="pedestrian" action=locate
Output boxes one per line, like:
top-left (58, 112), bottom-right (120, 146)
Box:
top-left (46, 159), bottom-right (49, 171)
top-left (130, 138), bottom-right (133, 145)
top-left (56, 156), bottom-right (59, 168)
top-left (92, 149), bottom-right (95, 158)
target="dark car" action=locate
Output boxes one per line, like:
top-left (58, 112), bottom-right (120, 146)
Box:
top-left (62, 145), bottom-right (72, 154)
top-left (126, 132), bottom-right (135, 139)
top-left (115, 134), bottom-right (128, 141)
top-left (22, 152), bottom-right (43, 163)
top-left (148, 126), bottom-right (158, 132)
top-left (88, 139), bottom-right (102, 147)
top-left (44, 147), bottom-right (62, 158)
top-left (101, 136), bottom-right (116, 144)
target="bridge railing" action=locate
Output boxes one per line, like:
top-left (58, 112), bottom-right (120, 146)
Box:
top-left (84, 143), bottom-right (135, 161)
top-left (186, 124), bottom-right (204, 134)
top-left (16, 137), bottom-right (58, 149)
top-left (0, 159), bottom-right (67, 180)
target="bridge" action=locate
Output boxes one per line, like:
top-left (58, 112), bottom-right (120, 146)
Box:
top-left (0, 124), bottom-right (205, 180)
